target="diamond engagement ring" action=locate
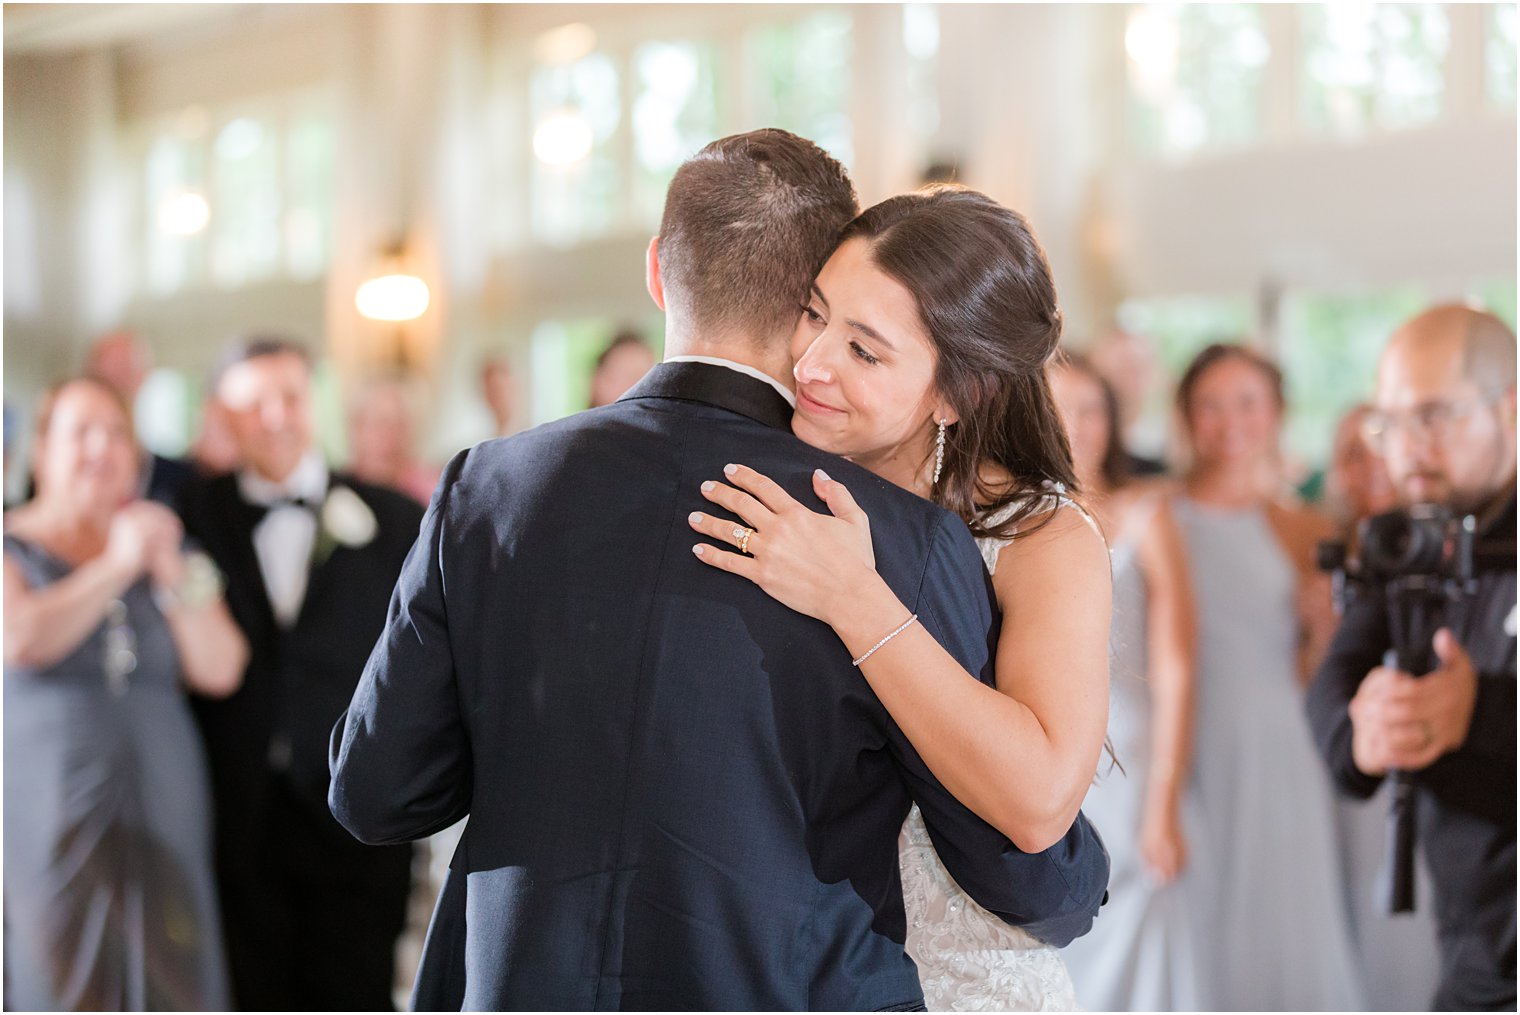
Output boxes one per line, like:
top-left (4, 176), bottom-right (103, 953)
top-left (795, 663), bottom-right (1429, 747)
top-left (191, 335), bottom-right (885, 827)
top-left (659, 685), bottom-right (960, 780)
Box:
top-left (734, 526), bottom-right (755, 554)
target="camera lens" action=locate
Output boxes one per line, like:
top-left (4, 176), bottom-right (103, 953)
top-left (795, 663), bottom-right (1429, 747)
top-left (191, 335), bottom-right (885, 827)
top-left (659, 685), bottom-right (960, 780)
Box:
top-left (1359, 508), bottom-right (1449, 579)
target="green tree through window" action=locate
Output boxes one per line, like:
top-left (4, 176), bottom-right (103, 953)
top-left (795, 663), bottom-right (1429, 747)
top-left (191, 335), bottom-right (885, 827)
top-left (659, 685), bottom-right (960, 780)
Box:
top-left (744, 12), bottom-right (854, 166)
top-left (1126, 4), bottom-right (1269, 157)
top-left (1300, 4), bottom-right (1450, 136)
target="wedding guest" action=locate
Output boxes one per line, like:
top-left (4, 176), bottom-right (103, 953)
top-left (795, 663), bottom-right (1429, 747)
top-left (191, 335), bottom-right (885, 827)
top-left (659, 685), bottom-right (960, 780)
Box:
top-left (347, 374), bottom-right (439, 505)
top-left (1089, 329), bottom-right (1169, 476)
top-left (1323, 402), bottom-right (1442, 1010)
top-left (589, 329), bottom-right (656, 408)
top-left (1326, 404), bottom-right (1397, 530)
top-left (1049, 350), bottom-right (1206, 1011)
top-left (189, 394), bottom-right (242, 477)
top-left (1171, 343), bottom-right (1365, 1009)
top-left (179, 337), bottom-right (423, 1010)
top-left (480, 354), bottom-right (519, 438)
top-left (84, 330), bottom-right (195, 509)
top-left (4, 376), bottom-right (245, 1011)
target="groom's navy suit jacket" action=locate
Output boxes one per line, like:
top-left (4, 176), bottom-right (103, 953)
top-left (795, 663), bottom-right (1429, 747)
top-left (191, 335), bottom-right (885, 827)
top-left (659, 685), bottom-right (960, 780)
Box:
top-left (331, 363), bottom-right (1108, 1011)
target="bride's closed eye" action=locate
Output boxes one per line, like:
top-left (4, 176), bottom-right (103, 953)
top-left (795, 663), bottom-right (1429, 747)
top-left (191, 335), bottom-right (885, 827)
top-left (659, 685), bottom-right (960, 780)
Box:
top-left (801, 303), bottom-right (826, 327)
top-left (849, 341), bottom-right (880, 366)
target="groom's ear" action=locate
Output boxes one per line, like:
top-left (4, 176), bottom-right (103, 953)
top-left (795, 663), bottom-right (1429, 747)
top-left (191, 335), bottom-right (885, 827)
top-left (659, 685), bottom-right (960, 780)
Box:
top-left (645, 237), bottom-right (666, 311)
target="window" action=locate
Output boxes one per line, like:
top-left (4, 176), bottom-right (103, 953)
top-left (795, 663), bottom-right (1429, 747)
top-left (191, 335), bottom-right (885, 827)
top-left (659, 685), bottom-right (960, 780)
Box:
top-left (632, 41), bottom-right (720, 229)
top-left (210, 115), bottom-right (282, 288)
top-left (529, 51), bottom-right (622, 247)
top-left (743, 11), bottom-right (854, 166)
top-left (1488, 3), bottom-right (1518, 109)
top-left (1117, 292), bottom-right (1257, 377)
top-left (144, 130), bottom-right (209, 295)
top-left (1125, 4), bottom-right (1269, 157)
top-left (284, 103), bottom-right (336, 280)
top-left (903, 4), bottom-right (941, 142)
top-left (137, 92), bottom-right (335, 297)
top-left (528, 317), bottom-right (664, 425)
top-left (135, 368), bottom-right (194, 457)
top-left (1469, 274), bottom-right (1518, 331)
top-left (4, 165), bottom-right (42, 319)
top-left (1113, 293), bottom-right (1256, 462)
top-left (512, 10), bottom-right (857, 253)
top-left (312, 360), bottom-right (351, 466)
top-left (1277, 283), bottom-right (1428, 465)
top-left (1123, 3), bottom-right (1508, 156)
top-left (1299, 4), bottom-right (1450, 136)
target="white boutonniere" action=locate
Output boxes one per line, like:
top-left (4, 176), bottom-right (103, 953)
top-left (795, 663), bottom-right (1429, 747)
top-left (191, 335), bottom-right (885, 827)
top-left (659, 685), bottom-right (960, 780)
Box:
top-left (313, 485), bottom-right (377, 565)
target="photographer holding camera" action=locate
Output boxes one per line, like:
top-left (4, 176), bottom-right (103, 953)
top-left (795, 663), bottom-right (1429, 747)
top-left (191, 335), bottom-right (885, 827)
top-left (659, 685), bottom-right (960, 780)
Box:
top-left (1307, 304), bottom-right (1516, 1011)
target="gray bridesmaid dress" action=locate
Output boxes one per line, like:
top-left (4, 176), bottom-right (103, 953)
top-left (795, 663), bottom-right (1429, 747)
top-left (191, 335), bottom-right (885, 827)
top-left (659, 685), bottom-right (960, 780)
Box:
top-left (3, 535), bottom-right (230, 1011)
top-left (1063, 496), bottom-right (1206, 1011)
top-left (1170, 498), bottom-right (1366, 1010)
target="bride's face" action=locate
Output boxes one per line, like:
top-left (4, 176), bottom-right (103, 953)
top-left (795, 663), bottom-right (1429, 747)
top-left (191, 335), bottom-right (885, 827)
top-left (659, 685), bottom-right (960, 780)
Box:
top-left (789, 237), bottom-right (947, 473)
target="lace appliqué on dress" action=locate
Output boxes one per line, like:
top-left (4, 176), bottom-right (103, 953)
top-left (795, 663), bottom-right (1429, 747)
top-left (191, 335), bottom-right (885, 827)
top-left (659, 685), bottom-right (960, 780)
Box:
top-left (899, 806), bottom-right (1079, 1011)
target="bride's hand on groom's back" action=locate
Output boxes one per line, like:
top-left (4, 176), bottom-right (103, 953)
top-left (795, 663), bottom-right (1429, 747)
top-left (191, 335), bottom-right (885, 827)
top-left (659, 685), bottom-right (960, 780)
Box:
top-left (688, 463), bottom-right (879, 625)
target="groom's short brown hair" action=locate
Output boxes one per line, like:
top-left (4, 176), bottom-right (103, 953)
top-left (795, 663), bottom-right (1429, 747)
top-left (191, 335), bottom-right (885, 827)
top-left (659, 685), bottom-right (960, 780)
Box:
top-left (657, 128), bottom-right (858, 341)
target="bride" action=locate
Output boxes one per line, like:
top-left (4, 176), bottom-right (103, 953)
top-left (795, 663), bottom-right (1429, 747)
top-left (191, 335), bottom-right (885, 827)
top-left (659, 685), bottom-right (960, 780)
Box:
top-left (687, 185), bottom-right (1112, 1011)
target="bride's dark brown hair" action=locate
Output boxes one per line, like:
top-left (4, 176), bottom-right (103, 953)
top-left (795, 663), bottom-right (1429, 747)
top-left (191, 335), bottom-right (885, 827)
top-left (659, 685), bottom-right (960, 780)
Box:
top-left (838, 185), bottom-right (1078, 538)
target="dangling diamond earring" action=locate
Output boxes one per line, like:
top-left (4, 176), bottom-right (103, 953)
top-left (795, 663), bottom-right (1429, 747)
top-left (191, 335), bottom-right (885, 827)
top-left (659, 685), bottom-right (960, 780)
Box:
top-left (933, 420), bottom-right (948, 485)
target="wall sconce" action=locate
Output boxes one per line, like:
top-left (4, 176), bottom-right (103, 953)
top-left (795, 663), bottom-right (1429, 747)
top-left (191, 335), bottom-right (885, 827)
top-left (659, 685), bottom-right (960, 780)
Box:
top-left (355, 246), bottom-right (430, 322)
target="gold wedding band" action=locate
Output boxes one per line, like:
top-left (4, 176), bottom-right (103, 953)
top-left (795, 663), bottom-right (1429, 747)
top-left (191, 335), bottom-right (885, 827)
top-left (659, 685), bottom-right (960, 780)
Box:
top-left (734, 526), bottom-right (755, 555)
top-left (1419, 720), bottom-right (1434, 750)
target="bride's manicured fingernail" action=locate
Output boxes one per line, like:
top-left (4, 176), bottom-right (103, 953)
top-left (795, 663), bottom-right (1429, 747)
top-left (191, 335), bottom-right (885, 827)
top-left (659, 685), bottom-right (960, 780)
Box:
top-left (701, 481), bottom-right (715, 493)
top-left (815, 468), bottom-right (830, 482)
top-left (692, 544), bottom-right (705, 556)
top-left (689, 512), bottom-right (704, 524)
top-left (724, 463), bottom-right (738, 475)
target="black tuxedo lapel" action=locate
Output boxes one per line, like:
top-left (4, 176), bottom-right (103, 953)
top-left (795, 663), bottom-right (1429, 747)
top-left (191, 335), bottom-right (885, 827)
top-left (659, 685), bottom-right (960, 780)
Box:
top-left (214, 476), bottom-right (279, 642)
top-left (619, 361), bottom-right (794, 431)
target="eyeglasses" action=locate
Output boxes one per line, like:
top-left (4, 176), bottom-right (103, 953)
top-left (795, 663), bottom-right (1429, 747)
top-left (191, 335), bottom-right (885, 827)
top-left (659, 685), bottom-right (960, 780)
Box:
top-left (1360, 397), bottom-right (1492, 452)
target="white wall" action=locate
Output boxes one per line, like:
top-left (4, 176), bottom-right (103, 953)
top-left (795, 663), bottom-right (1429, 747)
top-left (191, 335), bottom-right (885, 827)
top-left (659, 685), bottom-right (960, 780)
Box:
top-left (1103, 118), bottom-right (1517, 304)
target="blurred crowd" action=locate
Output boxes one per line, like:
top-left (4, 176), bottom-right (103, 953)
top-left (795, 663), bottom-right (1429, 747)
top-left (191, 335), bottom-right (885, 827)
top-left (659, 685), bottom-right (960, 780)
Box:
top-left (1, 326), bottom-right (658, 1011)
top-left (2, 300), bottom-right (1514, 1011)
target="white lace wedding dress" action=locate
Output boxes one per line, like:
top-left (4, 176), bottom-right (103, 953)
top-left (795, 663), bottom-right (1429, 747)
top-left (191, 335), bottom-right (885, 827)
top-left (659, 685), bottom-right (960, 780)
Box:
top-left (898, 494), bottom-right (1083, 1011)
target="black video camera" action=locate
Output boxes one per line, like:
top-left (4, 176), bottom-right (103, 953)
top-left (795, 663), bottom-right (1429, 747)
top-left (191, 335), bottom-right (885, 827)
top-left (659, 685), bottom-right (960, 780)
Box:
top-left (1317, 504), bottom-right (1477, 615)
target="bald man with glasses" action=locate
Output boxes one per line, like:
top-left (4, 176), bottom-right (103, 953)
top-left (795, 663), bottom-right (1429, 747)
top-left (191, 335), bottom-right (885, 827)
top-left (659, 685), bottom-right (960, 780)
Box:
top-left (1307, 304), bottom-right (1516, 1011)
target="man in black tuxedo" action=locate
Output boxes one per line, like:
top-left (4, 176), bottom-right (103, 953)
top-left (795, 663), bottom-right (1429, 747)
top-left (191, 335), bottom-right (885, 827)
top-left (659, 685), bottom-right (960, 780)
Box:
top-left (331, 130), bottom-right (1108, 1010)
top-left (180, 337), bottom-right (423, 1010)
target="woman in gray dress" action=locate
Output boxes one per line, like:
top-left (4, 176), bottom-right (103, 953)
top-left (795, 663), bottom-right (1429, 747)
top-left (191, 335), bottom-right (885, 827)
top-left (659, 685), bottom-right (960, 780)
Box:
top-left (4, 377), bottom-right (247, 1010)
top-left (1050, 351), bottom-right (1206, 1011)
top-left (1171, 345), bottom-right (1365, 1010)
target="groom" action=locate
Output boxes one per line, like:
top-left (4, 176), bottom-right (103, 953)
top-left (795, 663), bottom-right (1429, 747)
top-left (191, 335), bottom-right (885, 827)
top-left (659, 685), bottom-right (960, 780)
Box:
top-left (330, 129), bottom-right (1108, 1010)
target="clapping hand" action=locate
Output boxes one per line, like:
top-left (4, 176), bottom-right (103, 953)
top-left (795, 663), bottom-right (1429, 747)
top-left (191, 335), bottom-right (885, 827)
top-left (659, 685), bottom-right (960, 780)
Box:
top-left (687, 464), bottom-right (877, 625)
top-left (105, 501), bottom-right (182, 582)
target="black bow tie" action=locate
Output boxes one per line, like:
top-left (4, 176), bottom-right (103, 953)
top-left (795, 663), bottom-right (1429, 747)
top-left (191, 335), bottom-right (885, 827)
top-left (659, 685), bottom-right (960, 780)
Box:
top-left (245, 495), bottom-right (320, 525)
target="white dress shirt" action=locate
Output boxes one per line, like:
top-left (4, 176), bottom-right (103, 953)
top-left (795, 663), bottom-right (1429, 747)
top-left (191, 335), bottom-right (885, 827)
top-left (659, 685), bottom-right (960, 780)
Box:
top-left (663, 355), bottom-right (798, 408)
top-left (237, 450), bottom-right (329, 628)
